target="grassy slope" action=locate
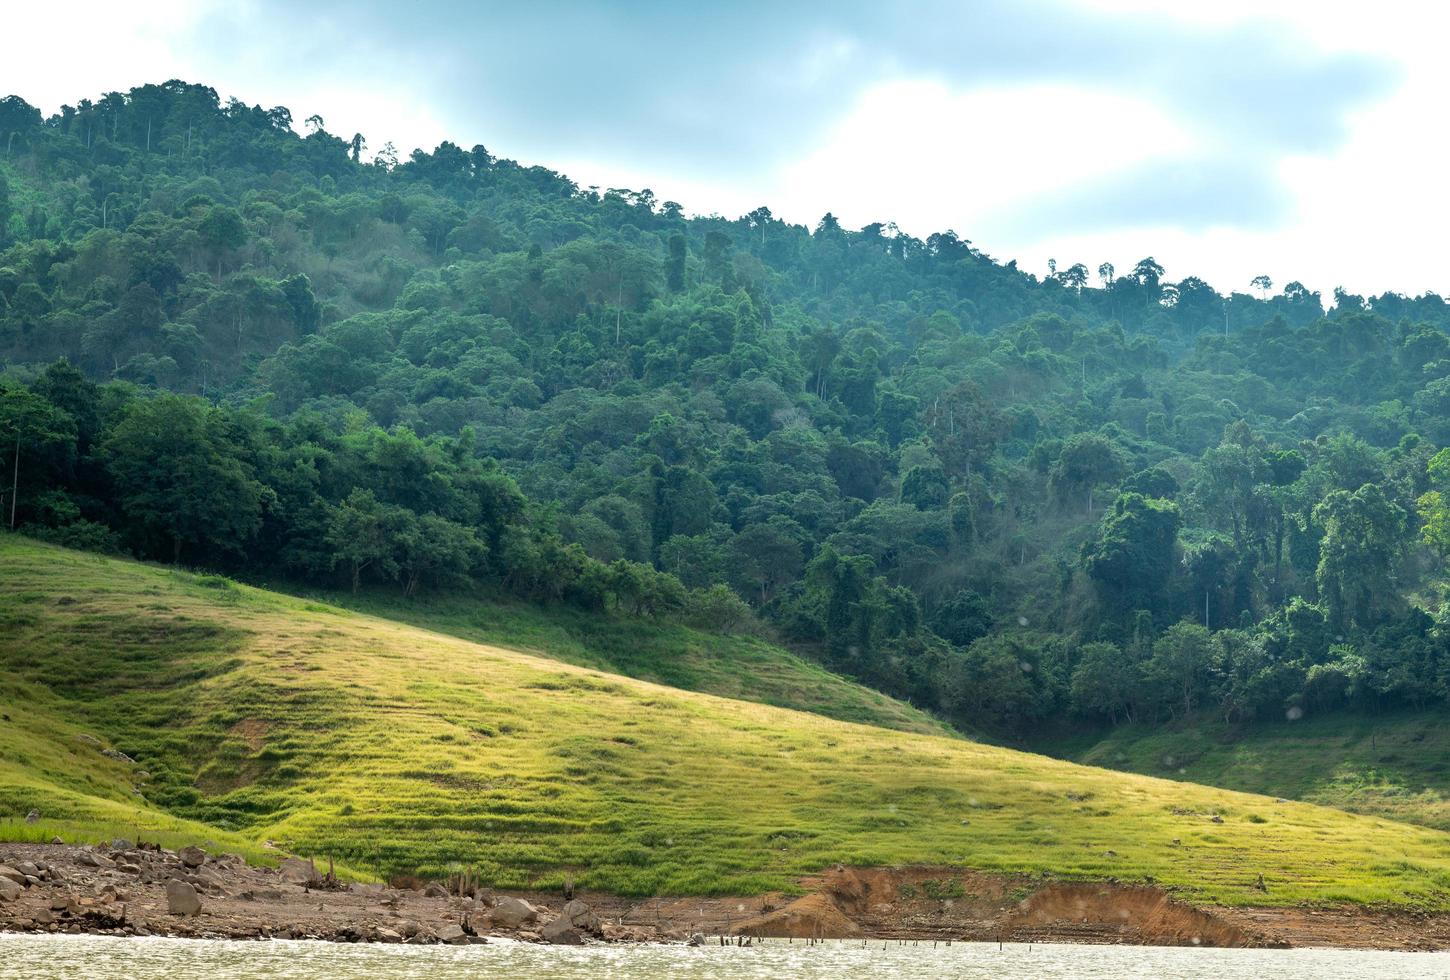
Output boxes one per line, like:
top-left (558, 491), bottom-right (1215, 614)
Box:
top-left (4, 538), bottom-right (1450, 906)
top-left (284, 585), bottom-right (948, 736)
top-left (1057, 711), bottom-right (1450, 832)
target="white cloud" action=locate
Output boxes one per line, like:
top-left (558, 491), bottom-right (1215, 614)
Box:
top-left (772, 79), bottom-right (1198, 237)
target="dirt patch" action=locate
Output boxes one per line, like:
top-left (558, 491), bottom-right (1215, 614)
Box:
top-left (732, 892), bottom-right (861, 938)
top-left (732, 866), bottom-right (1266, 947)
top-left (228, 718), bottom-right (269, 751)
top-left (1004, 883), bottom-right (1261, 948)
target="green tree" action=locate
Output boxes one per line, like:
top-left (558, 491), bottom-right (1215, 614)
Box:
top-left (1082, 493), bottom-right (1181, 608)
top-left (1143, 621), bottom-right (1213, 719)
top-left (327, 488), bottom-right (405, 593)
top-left (1314, 484), bottom-right (1406, 630)
top-left (0, 382), bottom-right (74, 529)
top-left (101, 394), bottom-right (265, 562)
top-left (1070, 641), bottom-right (1138, 722)
top-left (1050, 433), bottom-right (1127, 515)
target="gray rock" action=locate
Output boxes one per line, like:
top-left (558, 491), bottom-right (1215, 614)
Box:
top-left (76, 851), bottom-right (113, 869)
top-left (561, 898), bottom-right (601, 935)
top-left (396, 919), bottom-right (423, 939)
top-left (541, 916), bottom-right (585, 945)
top-left (75, 734), bottom-right (102, 747)
top-left (102, 749), bottom-right (135, 764)
top-left (111, 839), bottom-right (133, 851)
top-left (374, 927), bottom-right (403, 943)
top-left (14, 861), bottom-right (39, 877)
top-left (278, 857), bottom-right (319, 885)
top-left (50, 836), bottom-right (63, 845)
top-left (686, 932), bottom-right (706, 946)
top-left (0, 865), bottom-right (26, 886)
top-left (178, 846), bottom-right (206, 868)
top-left (423, 882), bottom-right (448, 898)
top-left (166, 879), bottom-right (202, 916)
top-left (488, 896), bottom-right (539, 928)
top-left (25, 809), bottom-right (40, 824)
top-left (436, 923), bottom-right (467, 945)
top-left (0, 878), bottom-right (22, 902)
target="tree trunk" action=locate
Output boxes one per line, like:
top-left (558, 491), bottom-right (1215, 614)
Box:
top-left (9, 435), bottom-right (18, 530)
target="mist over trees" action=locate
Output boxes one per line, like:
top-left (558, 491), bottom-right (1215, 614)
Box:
top-left (7, 81), bottom-right (1450, 735)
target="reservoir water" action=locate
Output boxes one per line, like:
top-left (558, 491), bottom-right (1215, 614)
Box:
top-left (4, 933), bottom-right (1449, 979)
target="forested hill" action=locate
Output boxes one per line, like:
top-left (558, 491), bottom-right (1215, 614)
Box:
top-left (6, 80), bottom-right (1450, 738)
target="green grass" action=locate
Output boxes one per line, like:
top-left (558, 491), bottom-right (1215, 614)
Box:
top-left (1058, 711), bottom-right (1450, 832)
top-left (6, 535), bottom-right (1450, 906)
top-left (282, 583), bottom-right (948, 736)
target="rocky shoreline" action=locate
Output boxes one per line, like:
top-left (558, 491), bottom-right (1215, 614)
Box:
top-left (4, 842), bottom-right (1450, 952)
top-left (0, 841), bottom-right (657, 946)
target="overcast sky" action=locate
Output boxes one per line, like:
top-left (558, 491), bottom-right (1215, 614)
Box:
top-left (6, 1), bottom-right (1447, 298)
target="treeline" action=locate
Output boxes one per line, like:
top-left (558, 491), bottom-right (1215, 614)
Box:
top-left (7, 81), bottom-right (1450, 736)
top-left (1, 361), bottom-right (753, 632)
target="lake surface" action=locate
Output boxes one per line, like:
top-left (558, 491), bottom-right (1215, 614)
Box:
top-left (5, 933), bottom-right (1449, 979)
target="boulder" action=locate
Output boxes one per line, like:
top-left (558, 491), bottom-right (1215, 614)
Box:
top-left (76, 851), bottom-right (113, 869)
top-left (560, 898), bottom-right (602, 935)
top-left (374, 927), bottom-right (403, 943)
top-left (488, 896), bottom-right (539, 928)
top-left (686, 932), bottom-right (707, 946)
top-left (166, 879), bottom-right (202, 916)
top-left (541, 916), bottom-right (585, 945)
top-left (0, 865), bottom-right (26, 886)
top-left (436, 923), bottom-right (468, 945)
top-left (178, 846), bottom-right (206, 868)
top-left (50, 836), bottom-right (63, 845)
top-left (278, 857), bottom-right (319, 885)
top-left (0, 877), bottom-right (22, 902)
top-left (423, 882), bottom-right (449, 898)
top-left (14, 861), bottom-right (39, 877)
top-left (111, 839), bottom-right (133, 851)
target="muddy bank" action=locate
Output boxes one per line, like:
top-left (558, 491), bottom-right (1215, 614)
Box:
top-left (3, 844), bottom-right (1448, 951)
top-left (729, 866), bottom-right (1450, 952)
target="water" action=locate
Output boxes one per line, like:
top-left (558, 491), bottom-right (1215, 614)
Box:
top-left (4, 933), bottom-right (1448, 980)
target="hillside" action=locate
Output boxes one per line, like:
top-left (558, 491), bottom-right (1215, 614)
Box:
top-left (289, 586), bottom-right (946, 735)
top-left (9, 81), bottom-right (1450, 752)
top-left (1054, 711), bottom-right (1450, 832)
top-left (5, 537), bottom-right (1450, 907)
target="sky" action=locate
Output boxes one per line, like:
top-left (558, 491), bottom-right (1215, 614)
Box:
top-left (5, 1), bottom-right (1448, 298)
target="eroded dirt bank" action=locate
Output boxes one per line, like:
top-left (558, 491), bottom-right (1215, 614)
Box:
top-left (2, 843), bottom-right (1448, 951)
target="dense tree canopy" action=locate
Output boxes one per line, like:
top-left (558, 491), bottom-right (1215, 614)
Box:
top-left (7, 80), bottom-right (1450, 736)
